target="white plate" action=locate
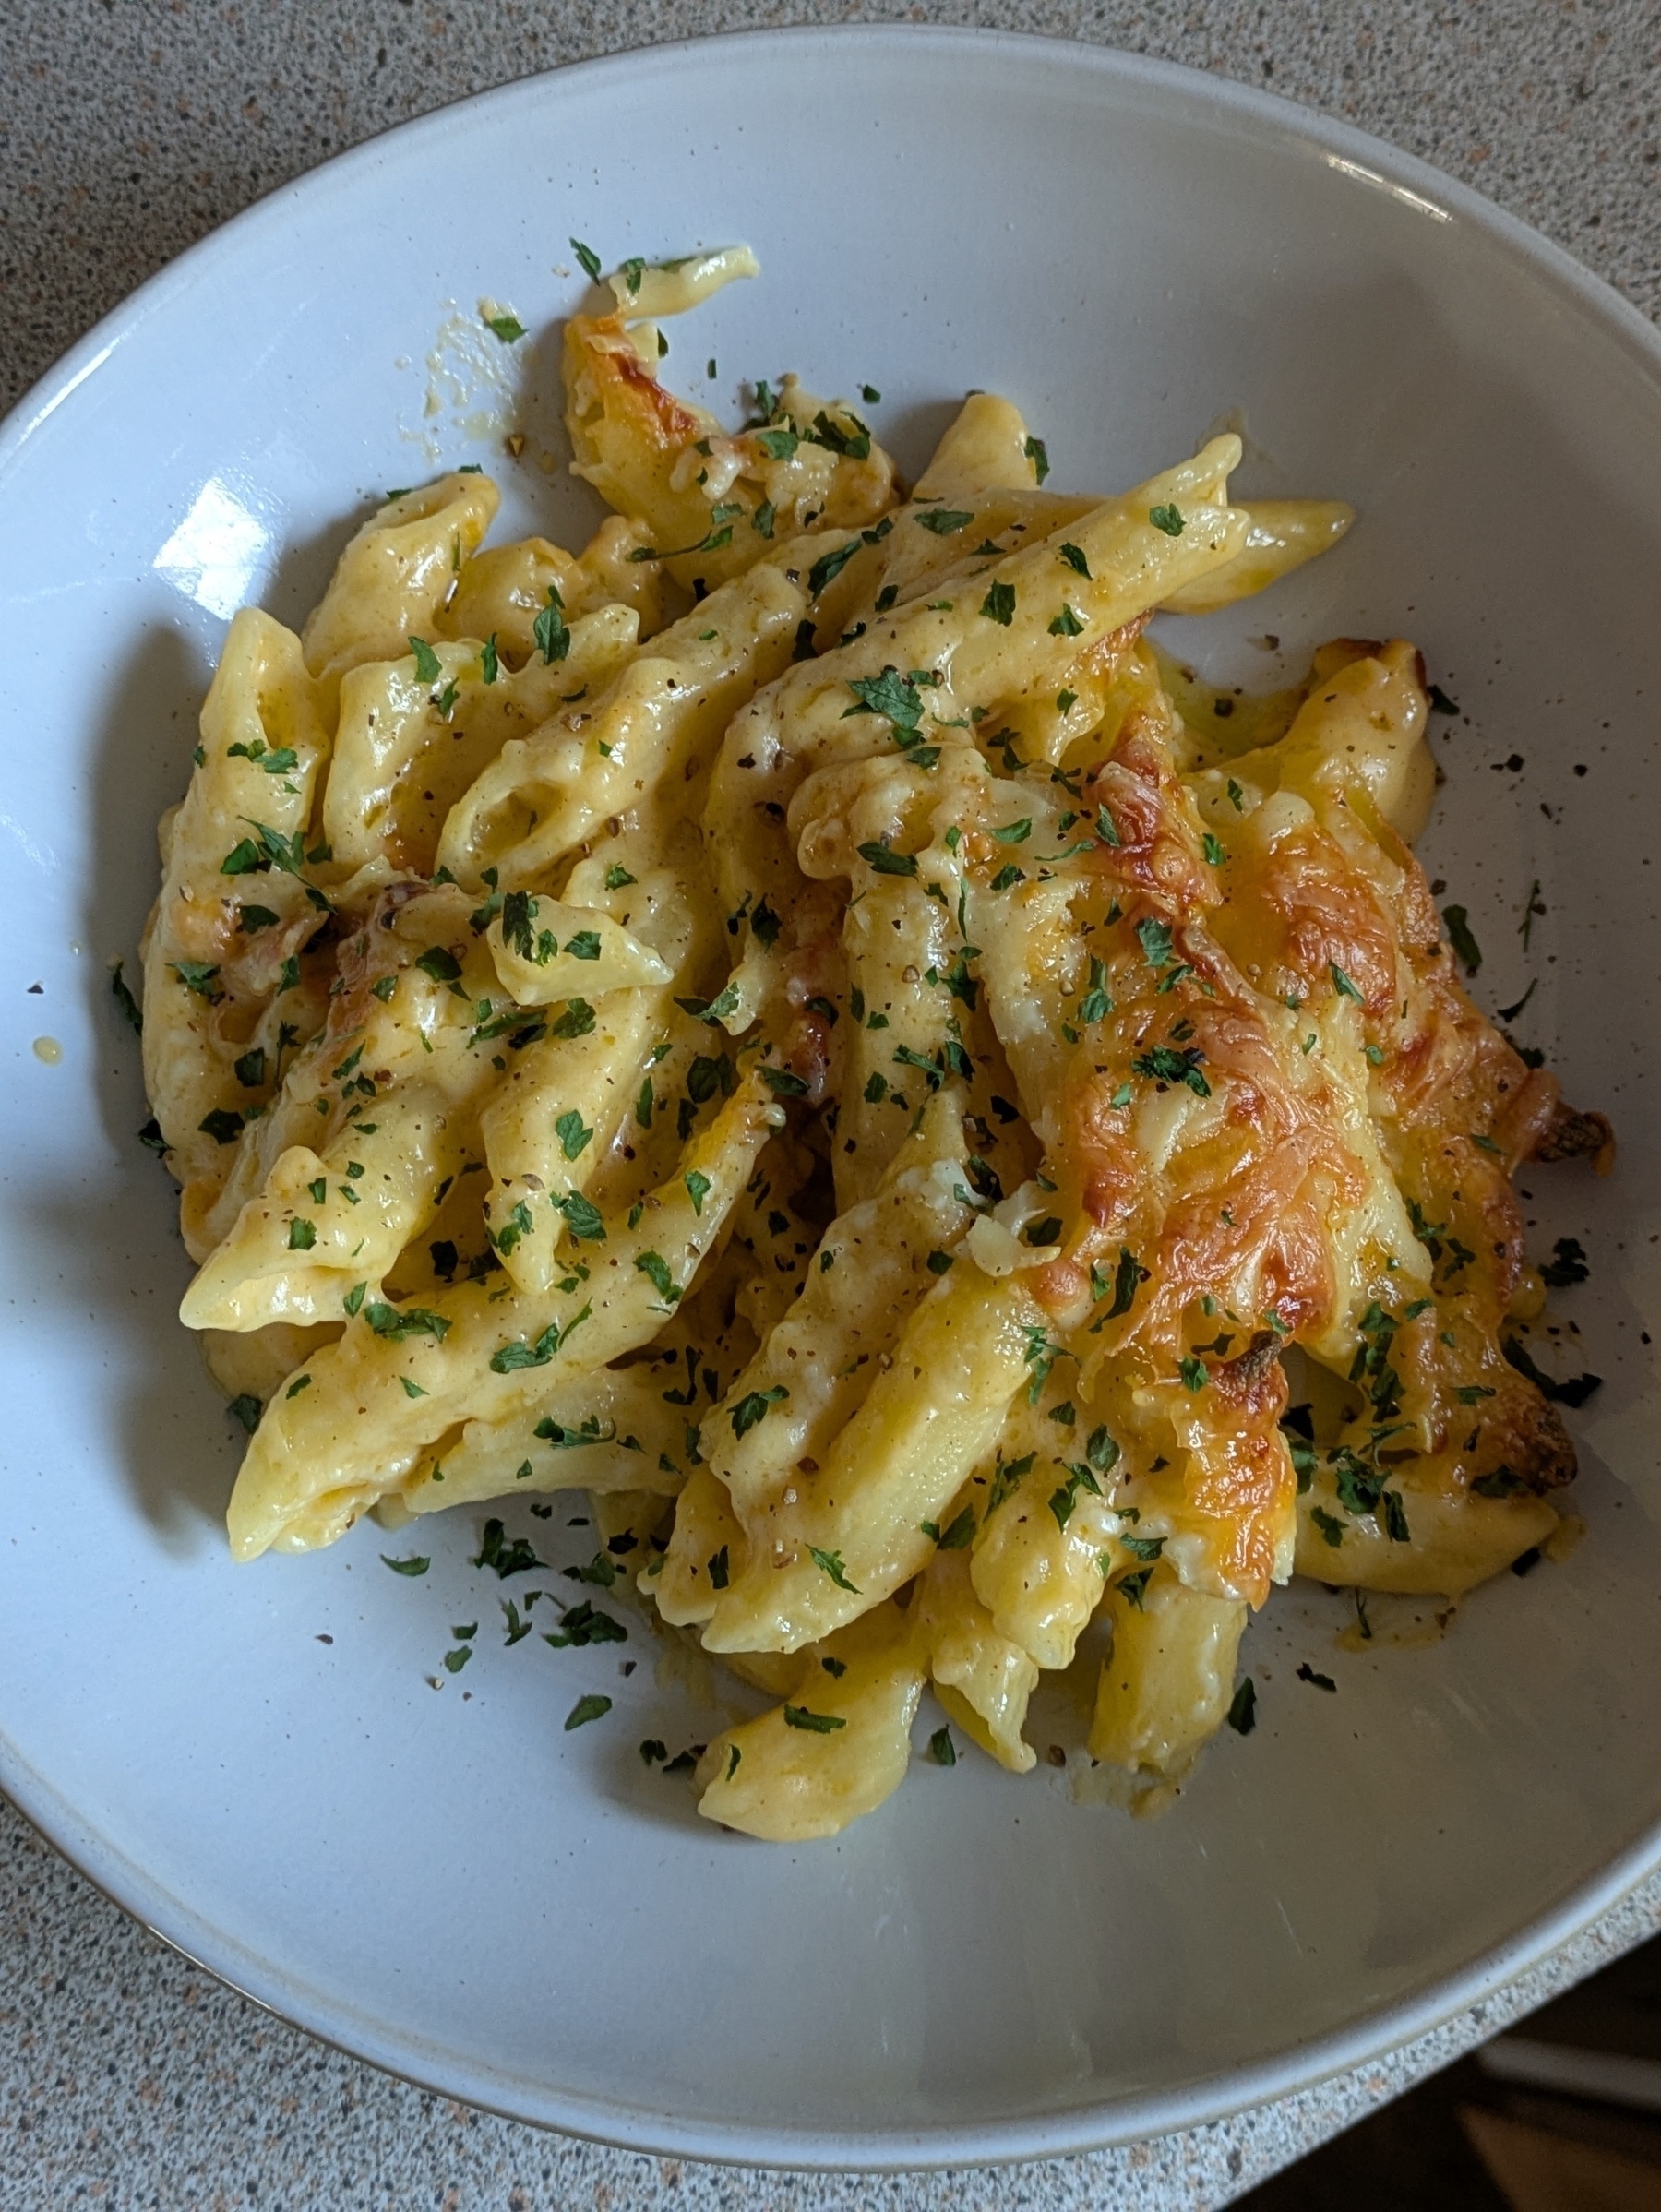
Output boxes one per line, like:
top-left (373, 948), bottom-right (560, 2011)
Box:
top-left (0, 24), bottom-right (1656, 2170)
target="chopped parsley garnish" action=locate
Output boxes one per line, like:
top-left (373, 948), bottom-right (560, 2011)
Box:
top-left (534, 584), bottom-right (570, 665)
top-left (473, 1519), bottom-right (544, 1577)
top-left (1132, 1045), bottom-right (1211, 1096)
top-left (1472, 1468), bottom-right (1526, 1499)
top-left (1178, 1354), bottom-right (1208, 1393)
top-left (1117, 1568), bottom-right (1153, 1609)
top-left (556, 1190), bottom-right (606, 1242)
top-left (1309, 1504), bottom-right (1345, 1547)
top-left (1442, 904), bottom-right (1482, 974)
top-left (685, 1168), bottom-right (712, 1216)
top-left (1226, 1678), bottom-right (1257, 1735)
top-left (1059, 543), bottom-right (1091, 578)
top-left (1048, 605), bottom-right (1084, 638)
top-left (544, 1601), bottom-right (627, 1648)
top-left (807, 539), bottom-right (863, 597)
top-left (731, 1384), bottom-right (788, 1438)
top-left (484, 309), bottom-right (525, 343)
top-left (915, 508), bottom-right (974, 536)
top-left (675, 982), bottom-right (741, 1024)
top-left (986, 1452), bottom-right (1034, 1517)
top-left (1135, 916), bottom-right (1178, 973)
top-left (564, 1552), bottom-right (618, 1588)
top-left (979, 580), bottom-right (1016, 626)
top-left (1540, 1236), bottom-right (1589, 1288)
top-left (564, 1693), bottom-right (613, 1731)
top-left (635, 1250), bottom-right (680, 1305)
top-left (927, 1725), bottom-right (957, 1765)
top-left (934, 1506), bottom-right (976, 1550)
top-left (1024, 435), bottom-right (1050, 484)
top-left (287, 1218), bottom-right (316, 1251)
top-left (783, 1705), bottom-right (845, 1734)
top-left (414, 945), bottom-right (462, 985)
top-left (491, 1200), bottom-right (533, 1257)
top-left (1281, 1406), bottom-right (1318, 1491)
top-left (1502, 1333), bottom-right (1602, 1407)
top-left (488, 1302), bottom-right (591, 1371)
top-left (554, 1108), bottom-right (592, 1161)
top-left (809, 1546), bottom-right (860, 1592)
top-left (1296, 1664), bottom-right (1336, 1692)
top-left (110, 961), bottom-right (143, 1034)
top-left (1330, 962), bottom-right (1364, 1003)
top-left (381, 1553), bottom-right (430, 1576)
top-left (843, 666), bottom-right (926, 738)
top-left (856, 840), bottom-right (917, 878)
top-left (1049, 1457), bottom-right (1102, 1530)
top-left (408, 635), bottom-right (443, 684)
top-left (172, 960), bottom-right (223, 1001)
top-left (1092, 1246), bottom-right (1141, 1321)
top-left (1148, 504), bottom-right (1185, 535)
top-left (362, 1299), bottom-right (450, 1343)
top-left (570, 237), bottom-right (602, 281)
top-left (198, 1107), bottom-right (245, 1144)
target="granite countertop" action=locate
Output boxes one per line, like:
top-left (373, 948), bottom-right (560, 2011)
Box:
top-left (2, 2), bottom-right (1659, 2204)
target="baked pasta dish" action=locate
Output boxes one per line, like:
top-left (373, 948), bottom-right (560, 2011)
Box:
top-left (135, 249), bottom-right (1612, 1839)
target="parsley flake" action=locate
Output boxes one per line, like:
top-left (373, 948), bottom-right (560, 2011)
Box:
top-left (1442, 903), bottom-right (1483, 974)
top-left (1225, 1678), bottom-right (1256, 1735)
top-left (731, 1384), bottom-right (788, 1438)
top-left (783, 1705), bottom-right (845, 1734)
top-left (564, 1693), bottom-right (613, 1731)
top-left (809, 1546), bottom-right (860, 1593)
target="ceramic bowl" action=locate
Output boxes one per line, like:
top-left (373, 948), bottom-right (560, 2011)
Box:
top-left (0, 25), bottom-right (1655, 2167)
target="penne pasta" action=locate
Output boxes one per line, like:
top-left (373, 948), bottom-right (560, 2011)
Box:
top-left (136, 251), bottom-right (1609, 1842)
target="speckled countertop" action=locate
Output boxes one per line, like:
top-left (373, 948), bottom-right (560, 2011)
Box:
top-left (3, 3), bottom-right (1660, 2206)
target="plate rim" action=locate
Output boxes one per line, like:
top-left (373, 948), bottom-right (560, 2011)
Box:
top-left (2, 18), bottom-right (1658, 2170)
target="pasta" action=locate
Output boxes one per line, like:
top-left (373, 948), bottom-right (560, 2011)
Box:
top-left (137, 250), bottom-right (1613, 1842)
